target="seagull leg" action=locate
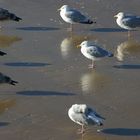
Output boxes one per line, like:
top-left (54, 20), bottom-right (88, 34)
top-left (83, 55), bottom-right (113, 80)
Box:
top-left (67, 24), bottom-right (73, 32)
top-left (81, 124), bottom-right (84, 133)
top-left (88, 60), bottom-right (95, 69)
top-left (127, 30), bottom-right (131, 38)
top-left (0, 24), bottom-right (2, 30)
top-left (70, 24), bottom-right (73, 31)
top-left (77, 125), bottom-right (85, 134)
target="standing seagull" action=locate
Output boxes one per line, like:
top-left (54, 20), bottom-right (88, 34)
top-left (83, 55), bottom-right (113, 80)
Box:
top-left (68, 104), bottom-right (105, 134)
top-left (79, 41), bottom-right (113, 68)
top-left (58, 5), bottom-right (95, 31)
top-left (0, 8), bottom-right (22, 27)
top-left (114, 12), bottom-right (140, 36)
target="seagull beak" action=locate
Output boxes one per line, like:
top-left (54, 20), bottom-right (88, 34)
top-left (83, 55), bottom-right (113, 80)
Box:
top-left (76, 44), bottom-right (81, 48)
top-left (57, 8), bottom-right (61, 11)
top-left (114, 15), bottom-right (117, 18)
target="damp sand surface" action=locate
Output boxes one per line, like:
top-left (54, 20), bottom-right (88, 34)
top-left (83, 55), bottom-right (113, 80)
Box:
top-left (0, 0), bottom-right (140, 140)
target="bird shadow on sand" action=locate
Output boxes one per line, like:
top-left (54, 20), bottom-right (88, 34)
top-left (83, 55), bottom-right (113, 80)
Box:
top-left (102, 128), bottom-right (140, 136)
top-left (16, 26), bottom-right (60, 31)
top-left (4, 62), bottom-right (51, 67)
top-left (0, 122), bottom-right (10, 127)
top-left (16, 90), bottom-right (75, 96)
top-left (113, 64), bottom-right (140, 69)
top-left (90, 28), bottom-right (128, 32)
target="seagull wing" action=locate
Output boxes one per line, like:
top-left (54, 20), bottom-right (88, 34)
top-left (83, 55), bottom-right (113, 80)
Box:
top-left (86, 46), bottom-right (110, 58)
top-left (87, 108), bottom-right (105, 120)
top-left (0, 8), bottom-right (21, 21)
top-left (65, 9), bottom-right (86, 23)
top-left (0, 8), bottom-right (10, 20)
top-left (86, 108), bottom-right (105, 125)
top-left (122, 16), bottom-right (140, 28)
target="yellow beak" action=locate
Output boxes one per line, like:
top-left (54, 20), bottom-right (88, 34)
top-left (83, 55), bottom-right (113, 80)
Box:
top-left (57, 8), bottom-right (61, 11)
top-left (76, 45), bottom-right (81, 48)
top-left (114, 15), bottom-right (117, 18)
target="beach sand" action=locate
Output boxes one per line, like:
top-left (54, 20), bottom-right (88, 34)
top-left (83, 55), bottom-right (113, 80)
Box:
top-left (0, 0), bottom-right (140, 140)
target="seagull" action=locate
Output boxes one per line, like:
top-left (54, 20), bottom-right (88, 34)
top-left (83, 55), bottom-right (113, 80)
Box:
top-left (68, 104), bottom-right (105, 134)
top-left (0, 50), bottom-right (6, 56)
top-left (0, 8), bottom-right (22, 28)
top-left (58, 5), bottom-right (95, 31)
top-left (79, 41), bottom-right (113, 68)
top-left (114, 12), bottom-right (140, 36)
top-left (0, 72), bottom-right (18, 85)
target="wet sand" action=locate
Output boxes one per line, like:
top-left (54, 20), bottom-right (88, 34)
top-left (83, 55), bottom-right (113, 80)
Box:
top-left (0, 0), bottom-right (140, 140)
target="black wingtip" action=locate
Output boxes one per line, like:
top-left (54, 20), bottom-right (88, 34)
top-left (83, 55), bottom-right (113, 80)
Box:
top-left (80, 20), bottom-right (96, 24)
top-left (14, 17), bottom-right (22, 22)
top-left (108, 53), bottom-right (114, 57)
top-left (10, 80), bottom-right (18, 85)
top-left (0, 51), bottom-right (7, 56)
top-left (88, 19), bottom-right (96, 24)
top-left (100, 122), bottom-right (103, 126)
top-left (10, 13), bottom-right (22, 22)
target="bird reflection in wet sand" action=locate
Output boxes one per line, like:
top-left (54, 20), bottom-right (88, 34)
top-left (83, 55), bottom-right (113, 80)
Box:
top-left (80, 133), bottom-right (106, 140)
top-left (79, 41), bottom-right (113, 68)
top-left (0, 35), bottom-right (22, 48)
top-left (80, 71), bottom-right (110, 94)
top-left (60, 35), bottom-right (94, 59)
top-left (68, 104), bottom-right (105, 134)
top-left (0, 99), bottom-right (16, 114)
top-left (0, 72), bottom-right (18, 85)
top-left (116, 39), bottom-right (140, 61)
top-left (80, 132), bottom-right (106, 140)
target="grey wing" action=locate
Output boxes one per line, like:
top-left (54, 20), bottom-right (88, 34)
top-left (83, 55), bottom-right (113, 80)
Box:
top-left (87, 108), bottom-right (105, 120)
top-left (122, 16), bottom-right (140, 27)
top-left (0, 8), bottom-right (10, 20)
top-left (86, 46), bottom-right (109, 58)
top-left (65, 9), bottom-right (86, 23)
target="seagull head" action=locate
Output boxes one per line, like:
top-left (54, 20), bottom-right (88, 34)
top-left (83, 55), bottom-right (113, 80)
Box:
top-left (114, 12), bottom-right (125, 18)
top-left (58, 5), bottom-right (69, 11)
top-left (71, 104), bottom-right (87, 114)
top-left (79, 40), bottom-right (97, 48)
top-left (79, 41), bottom-right (92, 48)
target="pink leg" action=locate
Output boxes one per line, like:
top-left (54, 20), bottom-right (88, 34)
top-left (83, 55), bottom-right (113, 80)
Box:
top-left (88, 60), bottom-right (95, 69)
top-left (67, 24), bottom-right (73, 32)
top-left (128, 30), bottom-right (131, 38)
top-left (77, 125), bottom-right (85, 134)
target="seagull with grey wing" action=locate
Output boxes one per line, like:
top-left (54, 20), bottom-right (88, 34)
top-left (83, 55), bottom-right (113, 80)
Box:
top-left (68, 104), bottom-right (105, 134)
top-left (114, 12), bottom-right (140, 36)
top-left (79, 41), bottom-right (113, 68)
top-left (0, 8), bottom-right (22, 28)
top-left (58, 5), bottom-right (96, 31)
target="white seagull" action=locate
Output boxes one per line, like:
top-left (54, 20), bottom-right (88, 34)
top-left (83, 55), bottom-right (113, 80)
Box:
top-left (68, 104), bottom-right (105, 134)
top-left (79, 41), bottom-right (113, 68)
top-left (0, 7), bottom-right (22, 27)
top-left (114, 12), bottom-right (140, 36)
top-left (58, 5), bottom-right (95, 31)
